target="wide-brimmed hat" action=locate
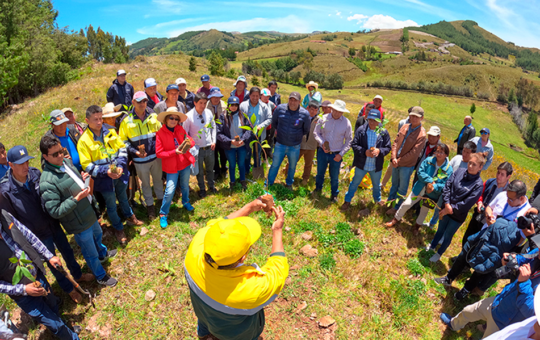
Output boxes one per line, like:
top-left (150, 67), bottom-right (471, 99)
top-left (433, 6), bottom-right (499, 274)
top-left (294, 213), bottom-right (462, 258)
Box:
top-left (204, 217), bottom-right (261, 267)
top-left (329, 100), bottom-right (350, 113)
top-left (305, 81), bottom-right (318, 89)
top-left (208, 87), bottom-right (224, 99)
top-left (234, 75), bottom-right (247, 87)
top-left (102, 103), bottom-right (123, 118)
top-left (157, 107), bottom-right (187, 124)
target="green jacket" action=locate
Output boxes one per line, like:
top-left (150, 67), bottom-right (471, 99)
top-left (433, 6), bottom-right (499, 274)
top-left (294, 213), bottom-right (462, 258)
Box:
top-left (39, 159), bottom-right (97, 235)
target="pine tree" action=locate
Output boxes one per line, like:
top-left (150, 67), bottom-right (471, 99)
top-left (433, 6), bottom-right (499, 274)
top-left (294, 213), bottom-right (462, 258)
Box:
top-left (208, 52), bottom-right (224, 76)
top-left (189, 57), bottom-right (197, 72)
top-left (470, 103), bottom-right (476, 115)
top-left (526, 111), bottom-right (538, 141)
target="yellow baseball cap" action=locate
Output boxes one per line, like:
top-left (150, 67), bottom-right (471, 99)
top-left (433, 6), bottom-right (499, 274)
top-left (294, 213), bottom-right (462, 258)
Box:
top-left (204, 217), bottom-right (261, 266)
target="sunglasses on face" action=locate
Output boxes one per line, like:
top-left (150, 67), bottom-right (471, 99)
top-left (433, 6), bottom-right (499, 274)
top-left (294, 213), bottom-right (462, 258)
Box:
top-left (49, 149), bottom-right (65, 158)
top-left (481, 132), bottom-right (488, 135)
top-left (168, 117), bottom-right (180, 121)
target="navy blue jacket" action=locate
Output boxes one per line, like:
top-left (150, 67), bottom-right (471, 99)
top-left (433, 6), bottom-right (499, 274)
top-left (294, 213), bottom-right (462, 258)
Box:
top-left (269, 93), bottom-right (281, 106)
top-left (216, 112), bottom-right (254, 150)
top-left (272, 104), bottom-right (311, 146)
top-left (491, 249), bottom-right (540, 329)
top-left (179, 90), bottom-right (195, 112)
top-left (106, 79), bottom-right (135, 107)
top-left (351, 123), bottom-right (391, 172)
top-left (0, 168), bottom-right (60, 240)
top-left (442, 168), bottom-right (483, 223)
top-left (146, 91), bottom-right (163, 110)
top-left (464, 218), bottom-right (523, 274)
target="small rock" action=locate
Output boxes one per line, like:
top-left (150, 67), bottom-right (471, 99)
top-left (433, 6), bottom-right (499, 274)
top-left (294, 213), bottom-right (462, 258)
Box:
top-left (382, 238), bottom-right (389, 244)
top-left (145, 289), bottom-right (156, 301)
top-left (310, 312), bottom-right (317, 320)
top-left (290, 264), bottom-right (301, 270)
top-left (330, 230), bottom-right (336, 234)
top-left (134, 64), bottom-right (139, 68)
top-left (301, 231), bottom-right (313, 240)
top-left (294, 301), bottom-right (308, 314)
top-left (357, 208), bottom-right (370, 218)
top-left (285, 227), bottom-right (291, 231)
top-left (353, 228), bottom-right (363, 236)
top-left (85, 313), bottom-right (102, 333)
top-left (140, 227), bottom-right (149, 236)
top-left (285, 277), bottom-right (292, 285)
top-left (300, 245), bottom-right (318, 258)
top-left (421, 278), bottom-right (427, 285)
top-left (318, 315), bottom-right (336, 328)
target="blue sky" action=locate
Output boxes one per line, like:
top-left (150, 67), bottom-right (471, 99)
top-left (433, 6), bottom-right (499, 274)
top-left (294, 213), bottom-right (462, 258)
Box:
top-left (54, 0), bottom-right (540, 49)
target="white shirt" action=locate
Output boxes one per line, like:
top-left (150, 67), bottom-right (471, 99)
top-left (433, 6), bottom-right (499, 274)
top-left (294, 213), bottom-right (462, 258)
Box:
top-left (483, 315), bottom-right (537, 339)
top-left (482, 191), bottom-right (531, 229)
top-left (182, 108), bottom-right (216, 147)
top-left (449, 155), bottom-right (467, 171)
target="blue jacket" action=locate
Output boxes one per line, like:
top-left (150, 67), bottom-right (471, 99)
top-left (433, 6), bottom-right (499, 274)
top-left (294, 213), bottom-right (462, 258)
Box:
top-left (272, 104), bottom-right (311, 146)
top-left (351, 123), bottom-right (391, 172)
top-left (179, 90), bottom-right (195, 112)
top-left (230, 89), bottom-right (250, 102)
top-left (442, 168), bottom-right (483, 223)
top-left (0, 168), bottom-right (60, 240)
top-left (412, 156), bottom-right (453, 201)
top-left (464, 218), bottom-right (523, 274)
top-left (269, 93), bottom-right (281, 106)
top-left (106, 79), bottom-right (135, 107)
top-left (491, 249), bottom-right (540, 329)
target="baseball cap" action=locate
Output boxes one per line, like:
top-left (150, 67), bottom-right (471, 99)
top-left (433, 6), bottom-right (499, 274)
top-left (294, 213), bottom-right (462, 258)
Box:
top-left (481, 128), bottom-right (491, 134)
top-left (117, 69), bottom-right (126, 76)
top-left (133, 91), bottom-right (148, 102)
top-left (208, 87), bottom-right (224, 99)
top-left (166, 84), bottom-right (179, 92)
top-left (201, 74), bottom-right (210, 82)
top-left (49, 109), bottom-right (69, 126)
top-left (289, 92), bottom-right (301, 101)
top-left (367, 109), bottom-right (381, 121)
top-left (175, 78), bottom-right (187, 85)
top-left (261, 88), bottom-right (271, 97)
top-left (307, 100), bottom-right (320, 108)
top-left (234, 75), bottom-right (248, 87)
top-left (204, 217), bottom-right (262, 266)
top-left (409, 106), bottom-right (424, 117)
top-left (228, 96), bottom-right (240, 105)
top-left (427, 126), bottom-right (441, 136)
top-left (144, 78), bottom-right (157, 88)
top-left (7, 145), bottom-right (34, 164)
top-left (373, 95), bottom-right (383, 101)
top-left (321, 100), bottom-right (331, 107)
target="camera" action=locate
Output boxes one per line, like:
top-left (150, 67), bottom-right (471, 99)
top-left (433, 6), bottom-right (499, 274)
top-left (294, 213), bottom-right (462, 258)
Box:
top-left (495, 253), bottom-right (521, 279)
top-left (517, 213), bottom-right (540, 231)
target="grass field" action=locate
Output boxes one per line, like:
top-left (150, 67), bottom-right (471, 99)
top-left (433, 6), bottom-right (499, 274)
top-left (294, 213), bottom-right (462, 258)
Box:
top-left (0, 54), bottom-right (539, 340)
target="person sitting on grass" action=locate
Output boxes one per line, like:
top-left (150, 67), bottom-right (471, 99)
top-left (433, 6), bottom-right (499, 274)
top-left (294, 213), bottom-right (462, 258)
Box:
top-left (156, 107), bottom-right (195, 228)
top-left (426, 152), bottom-right (484, 262)
top-left (341, 109), bottom-right (391, 213)
top-left (385, 142), bottom-right (453, 235)
top-left (184, 199), bottom-right (288, 340)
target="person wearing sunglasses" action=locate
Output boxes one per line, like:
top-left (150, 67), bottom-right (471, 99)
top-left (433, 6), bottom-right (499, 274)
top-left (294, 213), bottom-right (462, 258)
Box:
top-left (470, 127), bottom-right (494, 171)
top-left (42, 109), bottom-right (82, 171)
top-left (119, 91), bottom-right (163, 220)
top-left (156, 107), bottom-right (195, 228)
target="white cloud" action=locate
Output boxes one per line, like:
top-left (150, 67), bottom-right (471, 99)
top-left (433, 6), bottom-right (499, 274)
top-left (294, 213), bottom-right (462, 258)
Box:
top-left (348, 14), bottom-right (418, 29)
top-left (336, 11), bottom-right (341, 16)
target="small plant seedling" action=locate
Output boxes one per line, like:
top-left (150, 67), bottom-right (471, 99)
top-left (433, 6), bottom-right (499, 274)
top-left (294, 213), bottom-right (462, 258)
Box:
top-left (373, 117), bottom-right (389, 135)
top-left (319, 253), bottom-right (336, 271)
top-left (9, 251), bottom-right (47, 293)
top-left (100, 146), bottom-right (122, 174)
top-left (240, 113), bottom-right (272, 188)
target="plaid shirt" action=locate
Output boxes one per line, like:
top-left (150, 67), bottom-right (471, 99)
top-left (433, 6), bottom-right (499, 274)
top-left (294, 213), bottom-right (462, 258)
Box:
top-left (0, 213), bottom-right (53, 296)
top-left (364, 127), bottom-right (378, 171)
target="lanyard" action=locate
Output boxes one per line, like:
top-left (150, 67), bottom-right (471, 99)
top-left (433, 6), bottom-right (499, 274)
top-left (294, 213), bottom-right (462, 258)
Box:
top-left (501, 201), bottom-right (527, 220)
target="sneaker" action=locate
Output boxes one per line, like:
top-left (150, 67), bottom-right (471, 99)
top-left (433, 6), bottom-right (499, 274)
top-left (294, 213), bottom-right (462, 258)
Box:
top-left (126, 215), bottom-right (143, 226)
top-left (76, 273), bottom-right (95, 283)
top-left (440, 313), bottom-right (454, 331)
top-left (114, 230), bottom-right (127, 245)
top-left (454, 288), bottom-right (470, 301)
top-left (340, 202), bottom-right (351, 211)
top-left (412, 223), bottom-right (422, 236)
top-left (160, 215), bottom-right (168, 229)
top-left (198, 190), bottom-right (207, 198)
top-left (434, 276), bottom-right (453, 286)
top-left (147, 205), bottom-right (156, 220)
top-left (209, 187), bottom-right (218, 194)
top-left (425, 244), bottom-right (432, 252)
top-left (241, 181), bottom-right (248, 191)
top-left (330, 195), bottom-right (338, 203)
top-left (429, 253), bottom-right (441, 263)
top-left (184, 203), bottom-right (195, 212)
top-left (97, 274), bottom-right (118, 287)
top-left (100, 249), bottom-right (118, 263)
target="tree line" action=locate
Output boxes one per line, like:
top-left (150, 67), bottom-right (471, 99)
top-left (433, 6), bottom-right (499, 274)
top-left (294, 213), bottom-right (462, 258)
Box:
top-left (0, 0), bottom-right (129, 108)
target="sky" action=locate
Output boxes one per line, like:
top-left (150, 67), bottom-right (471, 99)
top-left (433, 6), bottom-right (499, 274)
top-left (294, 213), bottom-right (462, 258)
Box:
top-left (53, 0), bottom-right (540, 49)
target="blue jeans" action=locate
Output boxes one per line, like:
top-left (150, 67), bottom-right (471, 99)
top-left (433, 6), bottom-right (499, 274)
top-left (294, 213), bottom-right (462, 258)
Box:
top-left (160, 166), bottom-right (191, 215)
top-left (41, 227), bottom-right (82, 293)
top-left (315, 148), bottom-right (342, 196)
top-left (344, 168), bottom-right (382, 203)
top-left (267, 143), bottom-right (301, 186)
top-left (99, 178), bottom-right (133, 230)
top-left (225, 147), bottom-right (246, 183)
top-left (387, 166), bottom-right (415, 209)
top-left (430, 215), bottom-right (463, 256)
top-left (13, 272), bottom-right (79, 340)
top-left (73, 221), bottom-right (108, 280)
top-left (429, 196), bottom-right (443, 226)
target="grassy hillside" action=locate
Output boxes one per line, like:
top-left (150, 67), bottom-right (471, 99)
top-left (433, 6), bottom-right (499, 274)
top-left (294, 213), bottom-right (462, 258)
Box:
top-left (0, 54), bottom-right (539, 340)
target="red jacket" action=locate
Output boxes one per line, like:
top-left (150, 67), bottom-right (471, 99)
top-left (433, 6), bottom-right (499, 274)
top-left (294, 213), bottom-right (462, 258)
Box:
top-left (361, 101), bottom-right (385, 119)
top-left (156, 124), bottom-right (195, 174)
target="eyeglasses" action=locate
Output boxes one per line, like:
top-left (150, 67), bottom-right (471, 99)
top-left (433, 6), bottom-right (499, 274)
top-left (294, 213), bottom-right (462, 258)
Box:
top-left (168, 117), bottom-right (180, 121)
top-left (49, 149), bottom-right (65, 158)
top-left (507, 195), bottom-right (523, 203)
top-left (434, 150), bottom-right (445, 155)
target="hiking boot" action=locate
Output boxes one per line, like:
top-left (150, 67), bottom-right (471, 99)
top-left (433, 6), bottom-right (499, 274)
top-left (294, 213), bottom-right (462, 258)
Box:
top-left (97, 274), bottom-right (118, 287)
top-left (340, 202), bottom-right (351, 211)
top-left (311, 189), bottom-right (321, 197)
top-left (385, 218), bottom-right (399, 228)
top-left (76, 273), bottom-right (95, 283)
top-left (209, 187), bottom-right (218, 194)
top-left (114, 230), bottom-right (127, 245)
top-left (126, 214), bottom-right (143, 226)
top-left (69, 290), bottom-right (83, 304)
top-left (412, 223), bottom-right (422, 235)
top-left (434, 276), bottom-right (453, 286)
top-left (100, 249), bottom-right (118, 263)
top-left (160, 215), bottom-right (168, 229)
top-left (440, 313), bottom-right (454, 331)
top-left (229, 182), bottom-right (236, 192)
top-left (156, 199), bottom-right (163, 209)
top-left (198, 190), bottom-right (207, 198)
top-left (285, 184), bottom-right (293, 190)
top-left (330, 195), bottom-right (338, 203)
top-left (385, 207), bottom-right (397, 216)
top-left (454, 288), bottom-right (470, 301)
top-left (450, 256), bottom-right (458, 264)
top-left (241, 181), bottom-right (248, 191)
top-left (147, 205), bottom-right (156, 220)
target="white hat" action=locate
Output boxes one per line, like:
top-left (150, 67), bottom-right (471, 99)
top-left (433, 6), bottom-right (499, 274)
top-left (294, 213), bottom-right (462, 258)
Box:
top-left (373, 95), bottom-right (383, 101)
top-left (234, 75), bottom-right (247, 87)
top-left (175, 78), bottom-right (187, 85)
top-left (102, 103), bottom-right (123, 118)
top-left (157, 107), bottom-right (187, 124)
top-left (305, 81), bottom-right (318, 89)
top-left (117, 69), bottom-right (126, 76)
top-left (328, 100), bottom-right (350, 113)
top-left (427, 126), bottom-right (441, 136)
top-left (144, 78), bottom-right (157, 88)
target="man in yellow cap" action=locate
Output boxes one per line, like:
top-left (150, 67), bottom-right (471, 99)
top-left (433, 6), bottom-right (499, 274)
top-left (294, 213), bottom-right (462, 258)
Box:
top-left (184, 199), bottom-right (288, 340)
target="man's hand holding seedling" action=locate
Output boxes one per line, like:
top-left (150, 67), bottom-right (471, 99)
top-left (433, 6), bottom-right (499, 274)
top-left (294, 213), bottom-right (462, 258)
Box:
top-left (25, 283), bottom-right (46, 296)
top-left (107, 168), bottom-right (122, 179)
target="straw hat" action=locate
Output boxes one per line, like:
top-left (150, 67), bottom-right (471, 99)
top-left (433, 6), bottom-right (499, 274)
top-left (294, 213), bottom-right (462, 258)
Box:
top-left (157, 107), bottom-right (187, 124)
top-left (102, 103), bottom-right (123, 118)
top-left (305, 81), bottom-right (318, 89)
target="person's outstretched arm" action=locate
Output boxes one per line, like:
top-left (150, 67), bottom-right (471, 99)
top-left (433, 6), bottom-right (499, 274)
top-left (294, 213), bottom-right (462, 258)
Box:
top-left (227, 199), bottom-right (266, 219)
top-left (271, 206), bottom-right (285, 254)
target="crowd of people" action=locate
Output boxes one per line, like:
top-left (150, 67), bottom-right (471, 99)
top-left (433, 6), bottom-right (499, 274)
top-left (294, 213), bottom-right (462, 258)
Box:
top-left (0, 69), bottom-right (539, 340)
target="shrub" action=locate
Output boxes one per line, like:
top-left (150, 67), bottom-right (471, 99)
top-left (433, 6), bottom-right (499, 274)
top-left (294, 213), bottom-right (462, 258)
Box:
top-left (324, 73), bottom-right (344, 89)
top-left (477, 92), bottom-right (491, 100)
top-left (319, 253), bottom-right (336, 270)
top-left (407, 258), bottom-right (425, 276)
top-left (344, 239), bottom-right (365, 258)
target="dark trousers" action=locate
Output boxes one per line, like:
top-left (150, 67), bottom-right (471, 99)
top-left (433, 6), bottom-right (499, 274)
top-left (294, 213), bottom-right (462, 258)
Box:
top-left (13, 272), bottom-right (79, 340)
top-left (265, 126), bottom-right (275, 159)
top-left (41, 227), bottom-right (82, 294)
top-left (447, 244), bottom-right (499, 292)
top-left (462, 211), bottom-right (484, 246)
top-left (213, 145), bottom-right (227, 178)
